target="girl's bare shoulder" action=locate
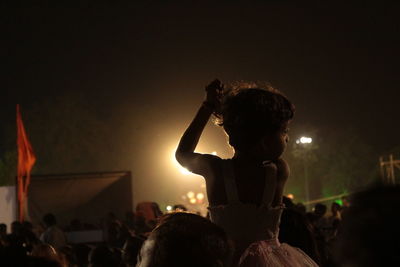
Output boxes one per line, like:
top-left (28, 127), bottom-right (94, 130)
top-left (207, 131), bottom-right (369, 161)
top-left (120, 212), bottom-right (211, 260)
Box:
top-left (274, 158), bottom-right (290, 180)
top-left (190, 154), bottom-right (224, 179)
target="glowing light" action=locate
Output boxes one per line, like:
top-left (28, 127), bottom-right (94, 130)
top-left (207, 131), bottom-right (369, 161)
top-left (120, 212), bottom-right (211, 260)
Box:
top-left (187, 191), bottom-right (195, 199)
top-left (335, 199), bottom-right (343, 206)
top-left (211, 151), bottom-right (217, 155)
top-left (287, 194), bottom-right (294, 199)
top-left (179, 167), bottom-right (191, 175)
top-left (196, 193), bottom-right (205, 200)
top-left (166, 205), bottom-right (172, 211)
top-left (190, 198), bottom-right (196, 204)
top-left (297, 136), bottom-right (312, 144)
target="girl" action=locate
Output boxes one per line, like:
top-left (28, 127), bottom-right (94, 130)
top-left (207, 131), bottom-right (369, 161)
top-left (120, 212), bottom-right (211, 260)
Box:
top-left (176, 79), bottom-right (318, 266)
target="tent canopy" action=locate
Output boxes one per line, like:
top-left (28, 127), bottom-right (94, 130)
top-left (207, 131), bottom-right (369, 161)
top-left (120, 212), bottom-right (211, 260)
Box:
top-left (28, 171), bottom-right (132, 228)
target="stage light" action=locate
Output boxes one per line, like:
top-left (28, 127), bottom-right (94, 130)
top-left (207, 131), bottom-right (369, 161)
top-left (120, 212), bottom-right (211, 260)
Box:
top-left (196, 193), bottom-right (204, 200)
top-left (187, 191), bottom-right (195, 199)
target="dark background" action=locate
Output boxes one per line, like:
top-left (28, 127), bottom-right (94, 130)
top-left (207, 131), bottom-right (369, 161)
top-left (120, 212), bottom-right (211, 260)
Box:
top-left (1, 2), bottom-right (399, 208)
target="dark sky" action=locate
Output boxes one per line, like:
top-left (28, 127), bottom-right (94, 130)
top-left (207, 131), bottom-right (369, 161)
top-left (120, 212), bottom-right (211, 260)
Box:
top-left (2, 3), bottom-right (400, 206)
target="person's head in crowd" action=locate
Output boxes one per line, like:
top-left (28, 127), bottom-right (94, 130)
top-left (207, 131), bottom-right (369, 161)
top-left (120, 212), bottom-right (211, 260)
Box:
top-left (22, 221), bottom-right (38, 240)
top-left (0, 223), bottom-right (6, 236)
top-left (313, 203), bottom-right (327, 218)
top-left (335, 185), bottom-right (400, 266)
top-left (31, 243), bottom-right (59, 262)
top-left (295, 203), bottom-right (307, 214)
top-left (282, 196), bottom-right (295, 209)
top-left (123, 235), bottom-right (145, 267)
top-left (89, 245), bottom-right (119, 267)
top-left (331, 202), bottom-right (341, 217)
top-left (19, 220), bottom-right (40, 252)
top-left (42, 213), bottom-right (57, 228)
top-left (23, 221), bottom-right (33, 231)
top-left (11, 221), bottom-right (23, 235)
top-left (137, 212), bottom-right (231, 267)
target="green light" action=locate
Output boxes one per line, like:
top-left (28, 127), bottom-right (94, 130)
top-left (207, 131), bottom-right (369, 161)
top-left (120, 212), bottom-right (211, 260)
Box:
top-left (334, 199), bottom-right (343, 206)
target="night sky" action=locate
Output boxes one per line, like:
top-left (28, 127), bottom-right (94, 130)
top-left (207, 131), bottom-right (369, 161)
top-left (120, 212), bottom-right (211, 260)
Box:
top-left (2, 3), bottom-right (400, 207)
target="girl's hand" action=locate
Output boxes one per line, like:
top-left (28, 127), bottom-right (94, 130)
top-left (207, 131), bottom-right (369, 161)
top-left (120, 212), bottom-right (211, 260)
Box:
top-left (204, 79), bottom-right (224, 111)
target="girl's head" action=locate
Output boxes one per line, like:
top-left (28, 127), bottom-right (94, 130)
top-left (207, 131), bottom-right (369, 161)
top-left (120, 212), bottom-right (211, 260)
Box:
top-left (216, 82), bottom-right (294, 159)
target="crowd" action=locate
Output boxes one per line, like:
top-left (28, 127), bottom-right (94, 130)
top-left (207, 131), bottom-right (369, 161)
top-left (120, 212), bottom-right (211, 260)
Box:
top-left (0, 207), bottom-right (157, 266)
top-left (1, 186), bottom-right (399, 267)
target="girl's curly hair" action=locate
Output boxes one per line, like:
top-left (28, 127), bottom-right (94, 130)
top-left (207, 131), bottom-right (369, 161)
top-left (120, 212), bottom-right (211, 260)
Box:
top-left (214, 81), bottom-right (295, 151)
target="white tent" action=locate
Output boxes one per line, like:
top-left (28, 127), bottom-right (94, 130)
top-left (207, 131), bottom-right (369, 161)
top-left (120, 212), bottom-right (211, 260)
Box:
top-left (0, 185), bottom-right (17, 232)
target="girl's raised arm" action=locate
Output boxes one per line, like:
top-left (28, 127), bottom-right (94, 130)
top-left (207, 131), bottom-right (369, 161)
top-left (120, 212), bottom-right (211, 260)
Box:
top-left (175, 80), bottom-right (223, 176)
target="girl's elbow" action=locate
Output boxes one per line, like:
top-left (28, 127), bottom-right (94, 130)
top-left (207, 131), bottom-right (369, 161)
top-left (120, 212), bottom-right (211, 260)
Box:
top-left (175, 150), bottom-right (187, 166)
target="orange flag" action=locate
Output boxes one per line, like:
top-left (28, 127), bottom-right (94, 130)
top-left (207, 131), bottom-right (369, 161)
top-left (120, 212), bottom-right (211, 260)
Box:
top-left (16, 104), bottom-right (36, 222)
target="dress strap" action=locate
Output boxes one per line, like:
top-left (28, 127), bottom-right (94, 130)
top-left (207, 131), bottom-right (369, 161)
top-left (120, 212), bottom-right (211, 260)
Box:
top-left (223, 160), bottom-right (240, 204)
top-left (261, 161), bottom-right (278, 207)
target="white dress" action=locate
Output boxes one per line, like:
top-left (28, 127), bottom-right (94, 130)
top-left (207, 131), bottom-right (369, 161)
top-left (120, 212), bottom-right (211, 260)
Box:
top-left (208, 160), bottom-right (318, 267)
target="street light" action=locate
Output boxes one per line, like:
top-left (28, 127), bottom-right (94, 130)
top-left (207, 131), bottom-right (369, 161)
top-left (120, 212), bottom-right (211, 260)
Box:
top-left (296, 136), bottom-right (313, 205)
top-left (296, 137), bottom-right (312, 144)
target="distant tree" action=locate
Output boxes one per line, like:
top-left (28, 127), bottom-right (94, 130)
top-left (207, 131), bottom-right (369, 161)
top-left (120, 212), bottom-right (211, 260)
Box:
top-left (286, 127), bottom-right (378, 202)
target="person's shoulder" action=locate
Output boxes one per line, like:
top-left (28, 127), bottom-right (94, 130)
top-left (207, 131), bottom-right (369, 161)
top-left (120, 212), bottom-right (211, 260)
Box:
top-left (188, 154), bottom-right (224, 178)
top-left (274, 158), bottom-right (290, 180)
top-left (274, 158), bottom-right (288, 168)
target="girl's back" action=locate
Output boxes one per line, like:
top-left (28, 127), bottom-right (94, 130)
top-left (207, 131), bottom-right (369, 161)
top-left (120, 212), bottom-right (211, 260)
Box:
top-left (205, 158), bottom-right (287, 208)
